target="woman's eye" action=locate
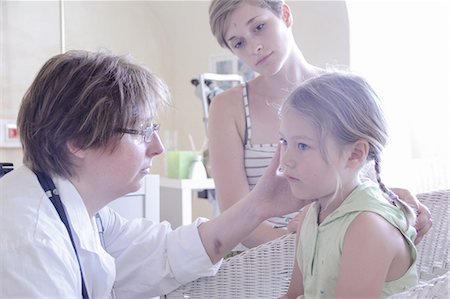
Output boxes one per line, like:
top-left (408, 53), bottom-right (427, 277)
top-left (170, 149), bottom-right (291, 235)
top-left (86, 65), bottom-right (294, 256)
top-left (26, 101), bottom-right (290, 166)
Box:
top-left (279, 138), bottom-right (287, 146)
top-left (297, 143), bottom-right (310, 151)
top-left (233, 40), bottom-right (243, 49)
top-left (256, 23), bottom-right (265, 31)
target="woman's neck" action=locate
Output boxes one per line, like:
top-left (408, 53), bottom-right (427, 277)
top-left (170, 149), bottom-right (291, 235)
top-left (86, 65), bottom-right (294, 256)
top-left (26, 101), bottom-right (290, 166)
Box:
top-left (253, 49), bottom-right (322, 99)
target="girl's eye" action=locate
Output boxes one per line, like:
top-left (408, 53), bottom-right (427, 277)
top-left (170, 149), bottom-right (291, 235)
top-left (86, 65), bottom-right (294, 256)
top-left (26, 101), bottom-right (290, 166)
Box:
top-left (297, 143), bottom-right (310, 151)
top-left (255, 23), bottom-right (265, 31)
top-left (279, 138), bottom-right (287, 146)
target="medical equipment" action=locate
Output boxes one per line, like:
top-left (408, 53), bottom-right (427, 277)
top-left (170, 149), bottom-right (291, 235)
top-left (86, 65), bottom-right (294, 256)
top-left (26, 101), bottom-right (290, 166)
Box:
top-left (191, 73), bottom-right (244, 132)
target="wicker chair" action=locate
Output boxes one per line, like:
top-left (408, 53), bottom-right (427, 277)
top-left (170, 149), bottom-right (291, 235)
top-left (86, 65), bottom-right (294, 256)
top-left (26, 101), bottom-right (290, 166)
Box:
top-left (412, 190), bottom-right (449, 280)
top-left (163, 189), bottom-right (449, 299)
top-left (387, 189), bottom-right (450, 299)
top-left (387, 271), bottom-right (449, 299)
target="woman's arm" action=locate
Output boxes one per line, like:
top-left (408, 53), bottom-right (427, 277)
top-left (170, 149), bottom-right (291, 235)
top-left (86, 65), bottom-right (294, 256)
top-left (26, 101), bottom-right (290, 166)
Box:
top-left (208, 88), bottom-right (286, 247)
top-left (208, 86), bottom-right (251, 211)
top-left (390, 187), bottom-right (432, 244)
top-left (361, 165), bottom-right (432, 243)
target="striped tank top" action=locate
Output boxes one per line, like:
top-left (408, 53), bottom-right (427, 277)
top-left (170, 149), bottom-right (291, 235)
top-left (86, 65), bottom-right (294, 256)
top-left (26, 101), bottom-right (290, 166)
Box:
top-left (212, 83), bottom-right (294, 229)
top-left (243, 83), bottom-right (295, 226)
top-left (242, 82), bottom-right (278, 189)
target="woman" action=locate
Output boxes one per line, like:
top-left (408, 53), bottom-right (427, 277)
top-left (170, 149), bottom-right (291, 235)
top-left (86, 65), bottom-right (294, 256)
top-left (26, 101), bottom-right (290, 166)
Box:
top-left (207, 0), bottom-right (431, 248)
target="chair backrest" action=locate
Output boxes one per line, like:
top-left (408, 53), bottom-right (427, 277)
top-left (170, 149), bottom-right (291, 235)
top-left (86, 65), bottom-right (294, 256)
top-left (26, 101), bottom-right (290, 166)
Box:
top-left (414, 189), bottom-right (449, 281)
top-left (387, 271), bottom-right (449, 299)
top-left (164, 233), bottom-right (296, 298)
top-left (164, 189), bottom-right (449, 299)
top-left (386, 190), bottom-right (450, 299)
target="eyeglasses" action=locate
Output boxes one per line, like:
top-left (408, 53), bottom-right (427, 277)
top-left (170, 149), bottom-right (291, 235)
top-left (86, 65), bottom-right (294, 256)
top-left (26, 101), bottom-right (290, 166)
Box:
top-left (117, 123), bottom-right (160, 143)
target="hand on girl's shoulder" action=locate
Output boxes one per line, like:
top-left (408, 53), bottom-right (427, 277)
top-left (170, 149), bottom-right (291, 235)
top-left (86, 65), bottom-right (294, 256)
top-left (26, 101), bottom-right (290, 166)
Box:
top-left (289, 203), bottom-right (314, 234)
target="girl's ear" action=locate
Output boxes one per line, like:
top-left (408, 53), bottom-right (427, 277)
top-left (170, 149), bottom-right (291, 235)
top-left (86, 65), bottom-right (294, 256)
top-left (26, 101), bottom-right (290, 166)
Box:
top-left (281, 3), bottom-right (293, 27)
top-left (67, 140), bottom-right (86, 158)
top-left (347, 140), bottom-right (369, 168)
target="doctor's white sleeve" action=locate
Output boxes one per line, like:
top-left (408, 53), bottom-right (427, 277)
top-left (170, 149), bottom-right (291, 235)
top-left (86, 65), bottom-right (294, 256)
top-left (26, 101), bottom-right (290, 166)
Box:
top-left (98, 207), bottom-right (222, 298)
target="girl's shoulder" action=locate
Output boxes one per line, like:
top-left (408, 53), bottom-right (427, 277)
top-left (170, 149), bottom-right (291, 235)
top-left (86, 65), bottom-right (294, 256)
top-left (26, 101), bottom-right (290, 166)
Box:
top-left (346, 210), bottom-right (408, 251)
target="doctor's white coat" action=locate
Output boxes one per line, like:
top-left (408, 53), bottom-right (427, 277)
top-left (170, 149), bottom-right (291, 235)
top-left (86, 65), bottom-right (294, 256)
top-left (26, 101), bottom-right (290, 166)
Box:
top-left (0, 166), bottom-right (220, 298)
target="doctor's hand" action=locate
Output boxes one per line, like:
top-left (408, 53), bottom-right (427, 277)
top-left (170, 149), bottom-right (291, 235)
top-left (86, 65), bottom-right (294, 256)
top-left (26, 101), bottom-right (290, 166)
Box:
top-left (250, 145), bottom-right (307, 221)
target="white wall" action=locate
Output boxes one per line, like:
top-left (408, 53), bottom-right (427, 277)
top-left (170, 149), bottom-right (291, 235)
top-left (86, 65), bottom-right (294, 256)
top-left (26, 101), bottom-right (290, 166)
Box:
top-left (128, 0), bottom-right (350, 175)
top-left (0, 1), bottom-right (169, 168)
top-left (1, 1), bottom-right (60, 166)
top-left (0, 1), bottom-right (349, 177)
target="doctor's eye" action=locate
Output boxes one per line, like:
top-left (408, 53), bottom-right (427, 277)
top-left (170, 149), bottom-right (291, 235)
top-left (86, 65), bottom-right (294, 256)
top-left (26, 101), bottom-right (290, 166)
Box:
top-left (116, 123), bottom-right (160, 144)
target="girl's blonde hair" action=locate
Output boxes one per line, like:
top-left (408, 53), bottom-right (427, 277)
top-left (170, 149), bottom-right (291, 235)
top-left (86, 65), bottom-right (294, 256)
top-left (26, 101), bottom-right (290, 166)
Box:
top-left (209, 0), bottom-right (285, 48)
top-left (280, 72), bottom-right (416, 225)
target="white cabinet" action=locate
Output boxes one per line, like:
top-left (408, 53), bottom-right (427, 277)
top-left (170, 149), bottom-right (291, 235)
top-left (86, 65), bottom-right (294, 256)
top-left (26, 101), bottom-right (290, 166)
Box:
top-left (159, 177), bottom-right (215, 228)
top-left (108, 175), bottom-right (160, 221)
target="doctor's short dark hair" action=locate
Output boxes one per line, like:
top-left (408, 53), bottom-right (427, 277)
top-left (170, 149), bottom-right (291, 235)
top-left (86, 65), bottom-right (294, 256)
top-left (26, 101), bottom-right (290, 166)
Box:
top-left (17, 50), bottom-right (170, 178)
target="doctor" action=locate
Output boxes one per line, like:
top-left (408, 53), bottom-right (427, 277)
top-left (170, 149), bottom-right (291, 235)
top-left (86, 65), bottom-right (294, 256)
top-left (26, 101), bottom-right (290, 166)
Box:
top-left (0, 50), bottom-right (302, 298)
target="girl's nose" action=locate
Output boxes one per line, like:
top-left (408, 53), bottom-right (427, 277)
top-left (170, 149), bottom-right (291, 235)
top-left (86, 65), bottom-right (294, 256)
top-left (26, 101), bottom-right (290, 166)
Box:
top-left (146, 132), bottom-right (164, 157)
top-left (280, 150), bottom-right (296, 170)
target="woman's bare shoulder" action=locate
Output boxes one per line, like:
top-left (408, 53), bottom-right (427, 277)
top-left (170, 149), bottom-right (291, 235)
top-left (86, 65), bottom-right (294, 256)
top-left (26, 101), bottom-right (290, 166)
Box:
top-left (210, 84), bottom-right (244, 108)
top-left (209, 84), bottom-right (246, 125)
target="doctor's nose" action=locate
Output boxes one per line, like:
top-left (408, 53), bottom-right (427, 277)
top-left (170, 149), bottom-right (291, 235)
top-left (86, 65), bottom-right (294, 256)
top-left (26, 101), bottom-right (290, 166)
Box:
top-left (146, 132), bottom-right (164, 157)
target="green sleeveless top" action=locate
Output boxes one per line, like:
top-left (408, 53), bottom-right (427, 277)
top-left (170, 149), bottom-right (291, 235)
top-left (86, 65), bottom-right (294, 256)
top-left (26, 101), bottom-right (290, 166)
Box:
top-left (297, 182), bottom-right (417, 298)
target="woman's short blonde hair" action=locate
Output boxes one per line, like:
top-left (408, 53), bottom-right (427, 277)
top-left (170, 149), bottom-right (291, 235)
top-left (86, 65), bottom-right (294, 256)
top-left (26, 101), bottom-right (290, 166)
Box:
top-left (18, 50), bottom-right (170, 178)
top-left (209, 0), bottom-right (284, 48)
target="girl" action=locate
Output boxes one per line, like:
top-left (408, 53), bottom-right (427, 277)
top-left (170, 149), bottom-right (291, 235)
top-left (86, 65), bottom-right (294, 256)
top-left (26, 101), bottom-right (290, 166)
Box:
top-left (207, 0), bottom-right (431, 248)
top-left (279, 72), bottom-right (417, 298)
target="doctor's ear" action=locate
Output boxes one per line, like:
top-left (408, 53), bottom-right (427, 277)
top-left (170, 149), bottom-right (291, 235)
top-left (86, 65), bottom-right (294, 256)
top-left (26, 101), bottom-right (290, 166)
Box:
top-left (67, 140), bottom-right (87, 158)
top-left (281, 3), bottom-right (293, 27)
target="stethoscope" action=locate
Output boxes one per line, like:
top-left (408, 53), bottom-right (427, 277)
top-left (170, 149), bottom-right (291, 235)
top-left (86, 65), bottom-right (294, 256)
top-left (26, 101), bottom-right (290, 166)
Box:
top-left (35, 171), bottom-right (116, 299)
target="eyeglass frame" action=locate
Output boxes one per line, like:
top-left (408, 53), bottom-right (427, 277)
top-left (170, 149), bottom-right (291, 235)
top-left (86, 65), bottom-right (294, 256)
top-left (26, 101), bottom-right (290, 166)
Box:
top-left (116, 123), bottom-right (160, 143)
